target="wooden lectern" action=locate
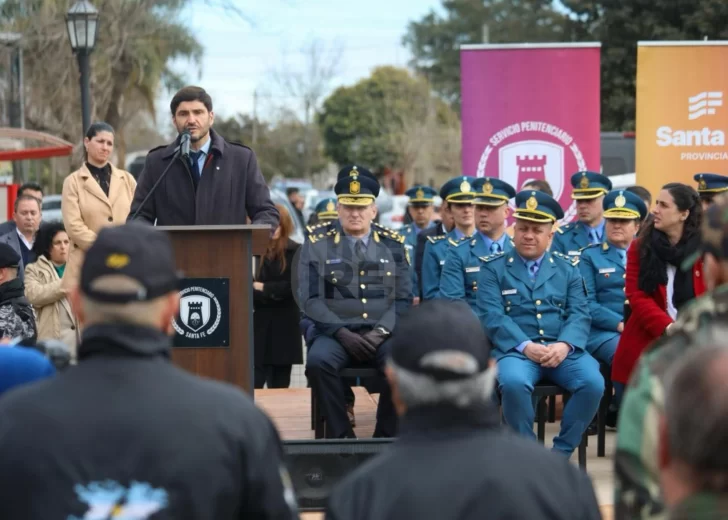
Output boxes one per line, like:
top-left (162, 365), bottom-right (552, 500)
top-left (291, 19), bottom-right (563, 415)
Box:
top-left (158, 225), bottom-right (270, 394)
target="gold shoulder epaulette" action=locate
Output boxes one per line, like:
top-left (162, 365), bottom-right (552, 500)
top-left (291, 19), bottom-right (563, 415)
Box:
top-left (427, 235), bottom-right (446, 244)
top-left (478, 251), bottom-right (505, 263)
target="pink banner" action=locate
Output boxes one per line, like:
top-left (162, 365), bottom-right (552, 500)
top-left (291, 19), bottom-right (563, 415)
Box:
top-left (460, 43), bottom-right (601, 223)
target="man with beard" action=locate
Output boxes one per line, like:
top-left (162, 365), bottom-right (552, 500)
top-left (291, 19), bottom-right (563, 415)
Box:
top-left (129, 86), bottom-right (279, 229)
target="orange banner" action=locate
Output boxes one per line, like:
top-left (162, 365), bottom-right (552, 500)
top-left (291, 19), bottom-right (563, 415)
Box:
top-left (636, 42), bottom-right (728, 201)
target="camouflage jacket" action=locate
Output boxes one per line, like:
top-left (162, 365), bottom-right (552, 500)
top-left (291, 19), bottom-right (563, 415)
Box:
top-left (667, 493), bottom-right (728, 520)
top-left (0, 298), bottom-right (37, 343)
top-left (614, 285), bottom-right (728, 519)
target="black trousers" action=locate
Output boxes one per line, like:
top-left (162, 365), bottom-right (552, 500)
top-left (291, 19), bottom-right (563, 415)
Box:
top-left (306, 335), bottom-right (396, 438)
top-left (254, 364), bottom-right (292, 389)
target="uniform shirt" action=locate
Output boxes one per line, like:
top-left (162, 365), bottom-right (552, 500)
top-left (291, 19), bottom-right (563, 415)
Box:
top-left (439, 232), bottom-right (514, 309)
top-left (298, 221), bottom-right (412, 338)
top-left (477, 251), bottom-right (590, 360)
top-left (579, 241), bottom-right (628, 352)
top-left (551, 219), bottom-right (605, 258)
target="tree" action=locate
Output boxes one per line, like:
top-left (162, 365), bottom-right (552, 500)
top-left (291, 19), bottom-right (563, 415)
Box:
top-left (266, 39), bottom-right (342, 178)
top-left (405, 0), bottom-right (728, 130)
top-left (214, 111), bottom-right (328, 181)
top-left (318, 66), bottom-right (461, 185)
top-left (402, 0), bottom-right (573, 112)
top-left (0, 0), bottom-right (246, 165)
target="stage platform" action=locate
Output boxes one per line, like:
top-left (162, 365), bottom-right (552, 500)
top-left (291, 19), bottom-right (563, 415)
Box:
top-left (255, 388), bottom-right (616, 520)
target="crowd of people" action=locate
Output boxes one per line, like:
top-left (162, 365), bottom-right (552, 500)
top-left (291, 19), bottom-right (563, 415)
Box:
top-left (0, 81), bottom-right (727, 518)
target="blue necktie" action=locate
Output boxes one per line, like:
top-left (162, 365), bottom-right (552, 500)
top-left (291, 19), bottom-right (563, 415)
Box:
top-left (189, 151), bottom-right (203, 185)
top-left (490, 242), bottom-right (501, 254)
top-left (527, 260), bottom-right (538, 281)
top-left (618, 250), bottom-right (627, 268)
top-left (589, 229), bottom-right (600, 244)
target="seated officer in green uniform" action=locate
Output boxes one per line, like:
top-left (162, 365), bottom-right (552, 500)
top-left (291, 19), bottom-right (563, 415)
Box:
top-left (399, 185), bottom-right (437, 303)
top-left (552, 171), bottom-right (612, 259)
top-left (694, 172), bottom-right (728, 210)
top-left (439, 177), bottom-right (516, 310)
top-left (421, 177), bottom-right (475, 300)
top-left (299, 165), bottom-right (411, 438)
top-left (477, 190), bottom-right (603, 457)
top-left (579, 190), bottom-right (647, 365)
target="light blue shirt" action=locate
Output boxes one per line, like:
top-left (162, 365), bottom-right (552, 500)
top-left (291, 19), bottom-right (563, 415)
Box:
top-left (452, 227), bottom-right (466, 240)
top-left (584, 219), bottom-right (605, 243)
top-left (346, 230), bottom-right (371, 248)
top-left (480, 232), bottom-right (508, 254)
top-left (192, 137), bottom-right (212, 177)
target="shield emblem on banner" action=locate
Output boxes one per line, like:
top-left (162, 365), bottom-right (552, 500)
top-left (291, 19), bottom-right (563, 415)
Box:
top-left (180, 295), bottom-right (211, 332)
top-left (498, 140), bottom-right (565, 200)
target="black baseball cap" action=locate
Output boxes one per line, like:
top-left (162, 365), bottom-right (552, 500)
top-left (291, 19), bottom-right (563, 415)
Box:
top-left (390, 300), bottom-right (493, 382)
top-left (80, 222), bottom-right (180, 303)
top-left (0, 243), bottom-right (20, 268)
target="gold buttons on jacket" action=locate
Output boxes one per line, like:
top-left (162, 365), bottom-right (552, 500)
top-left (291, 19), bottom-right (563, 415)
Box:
top-left (360, 270), bottom-right (365, 276)
top-left (361, 284), bottom-right (366, 289)
top-left (536, 300), bottom-right (541, 305)
top-left (362, 298), bottom-right (367, 304)
top-left (386, 272), bottom-right (392, 276)
top-left (537, 314), bottom-right (542, 319)
top-left (362, 313), bottom-right (368, 319)
top-left (539, 329), bottom-right (544, 335)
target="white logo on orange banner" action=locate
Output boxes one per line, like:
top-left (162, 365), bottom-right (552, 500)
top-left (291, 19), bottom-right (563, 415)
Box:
top-left (688, 91), bottom-right (723, 120)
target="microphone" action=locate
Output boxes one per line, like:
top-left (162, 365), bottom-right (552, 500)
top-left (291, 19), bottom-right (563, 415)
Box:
top-left (179, 129), bottom-right (191, 159)
top-left (129, 131), bottom-right (190, 222)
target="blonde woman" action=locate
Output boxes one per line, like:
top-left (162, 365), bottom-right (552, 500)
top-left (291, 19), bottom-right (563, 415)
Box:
top-left (24, 221), bottom-right (79, 358)
top-left (62, 122), bottom-right (137, 290)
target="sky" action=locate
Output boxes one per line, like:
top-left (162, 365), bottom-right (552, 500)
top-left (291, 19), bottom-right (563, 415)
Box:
top-left (166, 0), bottom-right (444, 121)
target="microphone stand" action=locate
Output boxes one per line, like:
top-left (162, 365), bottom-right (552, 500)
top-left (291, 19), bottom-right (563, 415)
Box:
top-left (130, 145), bottom-right (183, 221)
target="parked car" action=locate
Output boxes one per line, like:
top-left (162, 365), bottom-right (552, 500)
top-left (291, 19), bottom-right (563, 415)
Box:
top-left (41, 195), bottom-right (63, 223)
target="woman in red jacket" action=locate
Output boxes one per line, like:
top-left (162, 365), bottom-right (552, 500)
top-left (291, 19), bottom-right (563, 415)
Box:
top-left (612, 183), bottom-right (705, 392)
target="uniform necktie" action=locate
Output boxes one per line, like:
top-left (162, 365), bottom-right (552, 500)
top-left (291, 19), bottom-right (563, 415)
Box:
top-left (490, 242), bottom-right (501, 254)
top-left (354, 239), bottom-right (366, 261)
top-left (189, 151), bottom-right (203, 185)
top-left (589, 229), bottom-right (600, 244)
top-left (527, 260), bottom-right (538, 281)
top-left (618, 249), bottom-right (627, 268)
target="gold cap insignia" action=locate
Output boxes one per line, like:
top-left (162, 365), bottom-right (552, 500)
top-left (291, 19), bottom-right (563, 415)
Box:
top-left (615, 193), bottom-right (626, 208)
top-left (580, 175), bottom-right (590, 189)
top-left (483, 181), bottom-right (493, 194)
top-left (526, 195), bottom-right (538, 210)
top-left (416, 188), bottom-right (425, 199)
top-left (460, 180), bottom-right (471, 193)
top-left (350, 180), bottom-right (361, 194)
top-left (699, 178), bottom-right (708, 190)
top-left (105, 253), bottom-right (130, 269)
top-left (326, 200), bottom-right (336, 212)
top-left (349, 166), bottom-right (358, 177)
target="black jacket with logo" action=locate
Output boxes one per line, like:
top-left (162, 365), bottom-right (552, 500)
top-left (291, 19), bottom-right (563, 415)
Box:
top-left (0, 324), bottom-right (297, 519)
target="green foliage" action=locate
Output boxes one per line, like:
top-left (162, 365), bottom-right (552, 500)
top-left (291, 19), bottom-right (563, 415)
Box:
top-left (404, 0), bottom-right (728, 130)
top-left (318, 66), bottom-right (460, 174)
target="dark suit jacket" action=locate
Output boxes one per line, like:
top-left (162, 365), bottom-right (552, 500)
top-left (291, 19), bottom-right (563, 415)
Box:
top-left (0, 221), bottom-right (27, 281)
top-left (128, 129), bottom-right (279, 228)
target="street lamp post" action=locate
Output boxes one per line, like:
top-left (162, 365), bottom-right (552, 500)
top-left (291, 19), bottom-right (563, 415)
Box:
top-left (65, 0), bottom-right (99, 135)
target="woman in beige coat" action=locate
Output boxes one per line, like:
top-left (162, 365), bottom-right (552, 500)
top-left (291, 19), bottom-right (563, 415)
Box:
top-left (62, 122), bottom-right (137, 291)
top-left (24, 221), bottom-right (79, 358)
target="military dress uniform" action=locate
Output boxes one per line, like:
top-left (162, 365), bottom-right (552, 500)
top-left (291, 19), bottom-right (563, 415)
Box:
top-left (551, 171), bottom-right (612, 258)
top-left (421, 177), bottom-right (475, 300)
top-left (399, 186), bottom-right (437, 298)
top-left (579, 190), bottom-right (647, 364)
top-left (300, 166), bottom-right (412, 438)
top-left (477, 190), bottom-right (603, 456)
top-left (440, 177), bottom-right (516, 310)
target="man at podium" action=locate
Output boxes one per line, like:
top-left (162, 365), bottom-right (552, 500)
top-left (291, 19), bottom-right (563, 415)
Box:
top-left (128, 86), bottom-right (279, 229)
top-left (299, 165), bottom-right (412, 439)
